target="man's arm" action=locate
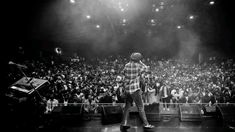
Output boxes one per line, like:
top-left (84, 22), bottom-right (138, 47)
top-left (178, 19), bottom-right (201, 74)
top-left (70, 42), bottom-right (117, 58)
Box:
top-left (139, 60), bottom-right (147, 67)
top-left (139, 60), bottom-right (149, 73)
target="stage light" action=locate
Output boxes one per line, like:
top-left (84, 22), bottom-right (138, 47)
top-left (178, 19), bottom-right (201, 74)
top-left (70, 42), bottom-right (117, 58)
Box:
top-left (177, 25), bottom-right (182, 29)
top-left (150, 19), bottom-right (156, 26)
top-left (86, 15), bottom-right (91, 19)
top-left (151, 19), bottom-right (155, 23)
top-left (70, 0), bottom-right (75, 4)
top-left (55, 47), bottom-right (62, 55)
top-left (189, 15), bottom-right (194, 20)
top-left (121, 8), bottom-right (124, 12)
top-left (155, 8), bottom-right (159, 12)
top-left (96, 25), bottom-right (100, 28)
top-left (121, 19), bottom-right (127, 26)
top-left (209, 1), bottom-right (215, 5)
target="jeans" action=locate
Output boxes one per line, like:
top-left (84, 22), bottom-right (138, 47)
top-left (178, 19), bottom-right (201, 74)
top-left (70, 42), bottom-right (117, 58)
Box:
top-left (162, 97), bottom-right (170, 108)
top-left (121, 89), bottom-right (149, 126)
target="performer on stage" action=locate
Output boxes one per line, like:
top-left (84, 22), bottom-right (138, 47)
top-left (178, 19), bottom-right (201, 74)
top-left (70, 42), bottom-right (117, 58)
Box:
top-left (120, 52), bottom-right (154, 131)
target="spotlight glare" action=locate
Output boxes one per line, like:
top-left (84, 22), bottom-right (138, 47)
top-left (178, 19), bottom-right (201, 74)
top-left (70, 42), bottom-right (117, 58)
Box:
top-left (209, 1), bottom-right (215, 5)
top-left (86, 15), bottom-right (91, 19)
top-left (150, 19), bottom-right (156, 26)
top-left (121, 19), bottom-right (127, 26)
top-left (189, 15), bottom-right (194, 20)
top-left (177, 25), bottom-right (182, 29)
top-left (70, 0), bottom-right (75, 4)
top-left (121, 8), bottom-right (124, 12)
top-left (151, 19), bottom-right (155, 23)
top-left (96, 25), bottom-right (100, 28)
top-left (155, 8), bottom-right (159, 12)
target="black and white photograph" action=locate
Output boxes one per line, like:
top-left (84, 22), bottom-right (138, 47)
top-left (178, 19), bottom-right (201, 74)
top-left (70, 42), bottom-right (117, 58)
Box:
top-left (2, 0), bottom-right (235, 132)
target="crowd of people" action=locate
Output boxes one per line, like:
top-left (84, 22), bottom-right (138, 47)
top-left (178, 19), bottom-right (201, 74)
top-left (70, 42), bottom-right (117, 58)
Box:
top-left (6, 53), bottom-right (235, 114)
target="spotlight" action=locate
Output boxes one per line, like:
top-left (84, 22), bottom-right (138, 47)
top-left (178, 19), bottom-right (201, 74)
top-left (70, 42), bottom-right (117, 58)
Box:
top-left (96, 25), bottom-right (100, 28)
top-left (121, 19), bottom-right (127, 26)
top-left (150, 19), bottom-right (156, 26)
top-left (151, 19), bottom-right (155, 23)
top-left (55, 47), bottom-right (62, 55)
top-left (70, 0), bottom-right (75, 4)
top-left (189, 15), bottom-right (194, 20)
top-left (155, 8), bottom-right (159, 12)
top-left (86, 15), bottom-right (91, 19)
top-left (121, 8), bottom-right (124, 12)
top-left (177, 25), bottom-right (182, 29)
top-left (209, 1), bottom-right (215, 5)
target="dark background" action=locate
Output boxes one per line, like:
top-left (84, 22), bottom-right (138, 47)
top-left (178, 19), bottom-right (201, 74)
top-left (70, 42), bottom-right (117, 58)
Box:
top-left (4, 0), bottom-right (235, 60)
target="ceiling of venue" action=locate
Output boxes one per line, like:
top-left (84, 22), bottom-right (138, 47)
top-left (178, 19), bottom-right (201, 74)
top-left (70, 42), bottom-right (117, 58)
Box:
top-left (6, 0), bottom-right (235, 58)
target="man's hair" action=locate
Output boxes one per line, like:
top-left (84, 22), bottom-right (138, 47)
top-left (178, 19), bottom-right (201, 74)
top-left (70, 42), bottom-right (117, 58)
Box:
top-left (130, 52), bottom-right (143, 62)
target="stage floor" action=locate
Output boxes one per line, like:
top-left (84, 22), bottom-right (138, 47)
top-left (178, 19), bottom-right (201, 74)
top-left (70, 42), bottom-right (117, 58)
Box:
top-left (39, 115), bottom-right (234, 132)
top-left (4, 104), bottom-right (235, 132)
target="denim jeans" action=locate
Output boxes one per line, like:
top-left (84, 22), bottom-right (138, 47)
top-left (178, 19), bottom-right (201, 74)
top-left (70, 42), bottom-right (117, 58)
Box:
top-left (121, 89), bottom-right (149, 126)
top-left (162, 97), bottom-right (170, 108)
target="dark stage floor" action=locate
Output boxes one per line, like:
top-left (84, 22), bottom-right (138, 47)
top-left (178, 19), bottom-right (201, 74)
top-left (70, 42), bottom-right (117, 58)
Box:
top-left (4, 104), bottom-right (235, 132)
top-left (38, 115), bottom-right (234, 132)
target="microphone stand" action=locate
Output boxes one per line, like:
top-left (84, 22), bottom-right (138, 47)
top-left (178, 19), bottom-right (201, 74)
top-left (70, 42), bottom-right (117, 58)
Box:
top-left (16, 65), bottom-right (30, 81)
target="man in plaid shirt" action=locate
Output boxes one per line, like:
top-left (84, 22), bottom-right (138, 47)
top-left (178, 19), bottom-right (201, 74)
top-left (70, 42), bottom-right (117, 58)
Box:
top-left (120, 52), bottom-right (154, 131)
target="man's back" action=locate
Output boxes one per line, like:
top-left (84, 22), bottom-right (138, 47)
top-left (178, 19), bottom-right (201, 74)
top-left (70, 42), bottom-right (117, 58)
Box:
top-left (124, 62), bottom-right (140, 80)
top-left (123, 61), bottom-right (147, 94)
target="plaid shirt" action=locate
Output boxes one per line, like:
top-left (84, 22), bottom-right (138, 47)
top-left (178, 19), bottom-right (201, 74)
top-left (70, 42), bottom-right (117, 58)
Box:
top-left (123, 61), bottom-right (148, 94)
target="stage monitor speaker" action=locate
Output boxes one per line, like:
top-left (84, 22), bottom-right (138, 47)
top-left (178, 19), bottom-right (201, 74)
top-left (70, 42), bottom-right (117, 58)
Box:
top-left (101, 105), bottom-right (123, 124)
top-left (52, 104), bottom-right (84, 125)
top-left (52, 104), bottom-right (84, 116)
top-left (179, 104), bottom-right (202, 122)
top-left (216, 104), bottom-right (235, 127)
top-left (130, 103), bottom-right (160, 122)
top-left (144, 103), bottom-right (160, 121)
top-left (202, 105), bottom-right (217, 116)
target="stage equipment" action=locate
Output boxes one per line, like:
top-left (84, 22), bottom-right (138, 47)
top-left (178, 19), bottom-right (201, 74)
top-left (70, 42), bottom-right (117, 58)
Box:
top-left (179, 104), bottom-right (202, 122)
top-left (101, 105), bottom-right (123, 124)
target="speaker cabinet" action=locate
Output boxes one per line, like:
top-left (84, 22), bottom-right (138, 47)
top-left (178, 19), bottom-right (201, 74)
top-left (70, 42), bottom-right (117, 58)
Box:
top-left (179, 104), bottom-right (202, 122)
top-left (101, 105), bottom-right (123, 124)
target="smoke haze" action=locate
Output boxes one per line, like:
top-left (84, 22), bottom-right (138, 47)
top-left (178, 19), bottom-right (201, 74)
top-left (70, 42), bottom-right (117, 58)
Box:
top-left (12, 0), bottom-right (235, 59)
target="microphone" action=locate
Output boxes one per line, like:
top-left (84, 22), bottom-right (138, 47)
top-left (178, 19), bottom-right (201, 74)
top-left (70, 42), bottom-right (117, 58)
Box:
top-left (9, 61), bottom-right (28, 69)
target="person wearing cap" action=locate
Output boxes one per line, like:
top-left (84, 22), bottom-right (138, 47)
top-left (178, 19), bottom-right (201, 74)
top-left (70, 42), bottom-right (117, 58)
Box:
top-left (120, 52), bottom-right (154, 131)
